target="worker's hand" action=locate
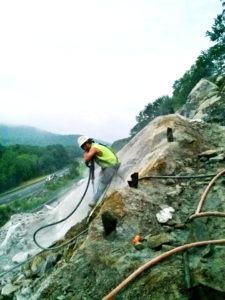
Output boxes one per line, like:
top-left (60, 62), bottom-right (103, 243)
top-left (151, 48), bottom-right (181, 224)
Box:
top-left (84, 147), bottom-right (100, 161)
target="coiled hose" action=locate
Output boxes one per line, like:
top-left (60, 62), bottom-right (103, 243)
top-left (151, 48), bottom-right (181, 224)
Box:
top-left (33, 165), bottom-right (94, 250)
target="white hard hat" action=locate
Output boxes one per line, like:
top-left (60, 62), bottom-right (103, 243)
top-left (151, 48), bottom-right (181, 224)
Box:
top-left (77, 135), bottom-right (89, 148)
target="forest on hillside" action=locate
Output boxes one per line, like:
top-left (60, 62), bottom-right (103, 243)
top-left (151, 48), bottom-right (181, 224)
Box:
top-left (0, 144), bottom-right (80, 193)
top-left (0, 124), bottom-right (80, 147)
top-left (129, 0), bottom-right (225, 137)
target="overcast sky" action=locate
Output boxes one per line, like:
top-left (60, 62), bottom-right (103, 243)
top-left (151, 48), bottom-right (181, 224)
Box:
top-left (0, 0), bottom-right (222, 142)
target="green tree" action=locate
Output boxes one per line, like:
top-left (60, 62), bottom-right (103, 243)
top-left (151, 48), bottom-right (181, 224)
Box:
top-left (206, 12), bottom-right (225, 43)
top-left (171, 1), bottom-right (225, 110)
top-left (14, 154), bottom-right (38, 182)
top-left (171, 51), bottom-right (215, 110)
top-left (69, 160), bottom-right (80, 178)
top-left (46, 144), bottom-right (70, 169)
top-left (206, 3), bottom-right (225, 74)
top-left (38, 153), bottom-right (56, 174)
top-left (0, 144), bottom-right (4, 158)
top-left (130, 96), bottom-right (173, 136)
top-left (0, 143), bottom-right (77, 193)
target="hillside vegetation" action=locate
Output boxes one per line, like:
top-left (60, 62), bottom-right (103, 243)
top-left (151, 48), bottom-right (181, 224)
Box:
top-left (0, 124), bottom-right (80, 147)
top-left (0, 144), bottom-right (81, 193)
top-left (129, 1), bottom-right (225, 138)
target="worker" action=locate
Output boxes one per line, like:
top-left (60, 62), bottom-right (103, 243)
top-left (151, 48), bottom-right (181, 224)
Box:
top-left (77, 135), bottom-right (120, 208)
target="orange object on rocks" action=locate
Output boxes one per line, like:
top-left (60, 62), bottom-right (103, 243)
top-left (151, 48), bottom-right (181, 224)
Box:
top-left (132, 234), bottom-right (141, 245)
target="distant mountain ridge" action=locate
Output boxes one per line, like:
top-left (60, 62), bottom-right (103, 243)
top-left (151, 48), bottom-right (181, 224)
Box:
top-left (0, 124), bottom-right (79, 147)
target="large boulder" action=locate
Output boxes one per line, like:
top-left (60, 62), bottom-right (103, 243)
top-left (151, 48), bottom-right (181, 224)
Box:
top-left (181, 77), bottom-right (225, 126)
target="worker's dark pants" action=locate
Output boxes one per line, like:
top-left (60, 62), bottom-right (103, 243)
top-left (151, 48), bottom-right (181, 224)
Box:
top-left (93, 163), bottom-right (120, 203)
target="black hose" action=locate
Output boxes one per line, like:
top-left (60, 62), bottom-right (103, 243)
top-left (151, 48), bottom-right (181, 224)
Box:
top-left (33, 167), bottom-right (93, 250)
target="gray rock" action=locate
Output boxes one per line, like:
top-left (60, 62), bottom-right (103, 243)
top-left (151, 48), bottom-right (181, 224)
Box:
top-left (147, 232), bottom-right (174, 249)
top-left (133, 241), bottom-right (145, 250)
top-left (1, 283), bottom-right (19, 296)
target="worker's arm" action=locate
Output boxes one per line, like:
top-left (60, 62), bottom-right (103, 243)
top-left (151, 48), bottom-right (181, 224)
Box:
top-left (84, 147), bottom-right (102, 162)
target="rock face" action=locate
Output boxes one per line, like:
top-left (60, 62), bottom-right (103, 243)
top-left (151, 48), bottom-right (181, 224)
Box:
top-left (181, 77), bottom-right (225, 126)
top-left (1, 77), bottom-right (225, 299)
top-left (1, 114), bottom-right (225, 300)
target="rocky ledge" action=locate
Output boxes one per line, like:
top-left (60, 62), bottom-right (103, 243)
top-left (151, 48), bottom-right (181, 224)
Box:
top-left (1, 113), bottom-right (225, 300)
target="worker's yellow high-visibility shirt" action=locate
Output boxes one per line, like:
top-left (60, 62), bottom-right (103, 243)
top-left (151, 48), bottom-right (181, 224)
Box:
top-left (91, 143), bottom-right (119, 168)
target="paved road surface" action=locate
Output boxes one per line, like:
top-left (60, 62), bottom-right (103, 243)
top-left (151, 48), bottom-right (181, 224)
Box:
top-left (0, 181), bottom-right (45, 205)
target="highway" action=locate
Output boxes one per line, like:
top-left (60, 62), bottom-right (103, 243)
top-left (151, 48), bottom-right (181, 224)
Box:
top-left (0, 180), bottom-right (45, 205)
